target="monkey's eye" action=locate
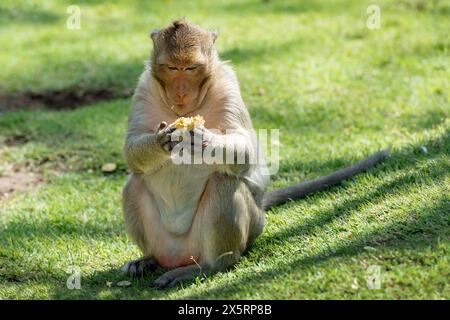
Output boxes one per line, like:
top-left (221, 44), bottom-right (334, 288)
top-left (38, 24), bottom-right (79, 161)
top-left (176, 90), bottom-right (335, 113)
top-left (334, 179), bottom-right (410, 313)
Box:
top-left (167, 66), bottom-right (178, 71)
top-left (184, 66), bottom-right (197, 71)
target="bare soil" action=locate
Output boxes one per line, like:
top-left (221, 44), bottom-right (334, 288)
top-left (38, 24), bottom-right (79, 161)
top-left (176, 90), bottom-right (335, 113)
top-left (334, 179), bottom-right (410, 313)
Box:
top-left (0, 166), bottom-right (43, 200)
top-left (0, 88), bottom-right (133, 111)
top-left (4, 134), bottom-right (29, 147)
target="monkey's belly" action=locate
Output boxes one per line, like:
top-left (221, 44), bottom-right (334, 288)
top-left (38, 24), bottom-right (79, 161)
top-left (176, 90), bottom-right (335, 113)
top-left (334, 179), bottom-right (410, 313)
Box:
top-left (144, 164), bottom-right (212, 236)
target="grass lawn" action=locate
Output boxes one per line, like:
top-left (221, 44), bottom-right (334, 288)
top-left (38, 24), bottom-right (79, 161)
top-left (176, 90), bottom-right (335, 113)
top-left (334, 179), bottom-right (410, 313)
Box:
top-left (0, 0), bottom-right (449, 299)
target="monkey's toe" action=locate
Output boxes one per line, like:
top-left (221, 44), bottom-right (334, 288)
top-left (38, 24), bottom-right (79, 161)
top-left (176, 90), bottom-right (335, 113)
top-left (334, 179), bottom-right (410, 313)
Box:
top-left (123, 257), bottom-right (159, 277)
top-left (153, 274), bottom-right (176, 289)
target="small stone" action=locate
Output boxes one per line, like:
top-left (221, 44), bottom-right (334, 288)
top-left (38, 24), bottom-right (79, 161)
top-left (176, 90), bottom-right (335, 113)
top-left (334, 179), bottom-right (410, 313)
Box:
top-left (116, 280), bottom-right (131, 287)
top-left (420, 145), bottom-right (428, 154)
top-left (101, 163), bottom-right (117, 172)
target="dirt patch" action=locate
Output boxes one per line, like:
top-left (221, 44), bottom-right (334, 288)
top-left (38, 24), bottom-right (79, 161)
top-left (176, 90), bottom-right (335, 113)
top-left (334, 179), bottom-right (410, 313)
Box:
top-left (0, 88), bottom-right (133, 111)
top-left (0, 166), bottom-right (43, 200)
top-left (3, 134), bottom-right (29, 147)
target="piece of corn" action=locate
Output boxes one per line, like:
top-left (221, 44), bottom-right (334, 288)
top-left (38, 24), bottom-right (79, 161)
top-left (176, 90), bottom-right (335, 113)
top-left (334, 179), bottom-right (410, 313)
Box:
top-left (170, 115), bottom-right (205, 130)
top-left (192, 115), bottom-right (205, 129)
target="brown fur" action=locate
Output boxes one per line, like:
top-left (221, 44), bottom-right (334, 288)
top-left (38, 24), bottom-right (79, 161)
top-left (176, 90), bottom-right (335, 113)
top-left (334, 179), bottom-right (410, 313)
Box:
top-left (122, 19), bottom-right (268, 288)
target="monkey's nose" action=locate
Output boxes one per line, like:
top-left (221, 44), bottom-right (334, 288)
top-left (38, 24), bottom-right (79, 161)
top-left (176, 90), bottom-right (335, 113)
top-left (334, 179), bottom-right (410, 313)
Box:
top-left (176, 93), bottom-right (187, 100)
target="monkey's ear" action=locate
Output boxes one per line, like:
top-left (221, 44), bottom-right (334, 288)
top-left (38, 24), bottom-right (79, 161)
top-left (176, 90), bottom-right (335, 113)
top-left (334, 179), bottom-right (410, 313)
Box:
top-left (150, 29), bottom-right (159, 42)
top-left (210, 30), bottom-right (218, 43)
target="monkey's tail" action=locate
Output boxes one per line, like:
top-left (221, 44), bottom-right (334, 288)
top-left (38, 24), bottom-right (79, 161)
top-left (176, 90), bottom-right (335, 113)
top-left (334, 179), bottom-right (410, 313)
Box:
top-left (262, 148), bottom-right (391, 210)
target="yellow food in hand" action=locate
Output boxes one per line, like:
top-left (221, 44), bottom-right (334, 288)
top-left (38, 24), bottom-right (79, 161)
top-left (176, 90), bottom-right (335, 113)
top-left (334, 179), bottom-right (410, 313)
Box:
top-left (170, 115), bottom-right (205, 130)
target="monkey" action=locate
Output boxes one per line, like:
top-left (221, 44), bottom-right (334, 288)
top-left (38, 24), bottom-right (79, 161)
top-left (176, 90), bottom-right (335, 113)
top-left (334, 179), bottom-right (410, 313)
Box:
top-left (122, 18), bottom-right (389, 288)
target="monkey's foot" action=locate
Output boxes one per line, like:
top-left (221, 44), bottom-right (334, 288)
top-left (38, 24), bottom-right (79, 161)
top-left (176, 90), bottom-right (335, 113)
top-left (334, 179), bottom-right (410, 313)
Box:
top-left (122, 257), bottom-right (159, 277)
top-left (153, 264), bottom-right (209, 289)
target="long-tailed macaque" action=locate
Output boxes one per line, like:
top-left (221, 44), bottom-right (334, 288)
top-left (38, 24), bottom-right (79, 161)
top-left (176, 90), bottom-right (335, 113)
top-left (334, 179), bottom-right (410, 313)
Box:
top-left (122, 19), bottom-right (389, 288)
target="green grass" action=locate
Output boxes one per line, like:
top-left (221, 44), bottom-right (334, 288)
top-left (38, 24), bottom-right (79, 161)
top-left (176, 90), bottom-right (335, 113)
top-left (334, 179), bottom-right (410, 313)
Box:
top-left (0, 0), bottom-right (449, 299)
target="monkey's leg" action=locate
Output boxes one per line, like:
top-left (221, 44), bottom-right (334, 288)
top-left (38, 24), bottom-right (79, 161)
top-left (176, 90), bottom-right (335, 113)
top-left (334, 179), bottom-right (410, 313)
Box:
top-left (154, 264), bottom-right (210, 289)
top-left (122, 174), bottom-right (161, 276)
top-left (199, 173), bottom-right (265, 271)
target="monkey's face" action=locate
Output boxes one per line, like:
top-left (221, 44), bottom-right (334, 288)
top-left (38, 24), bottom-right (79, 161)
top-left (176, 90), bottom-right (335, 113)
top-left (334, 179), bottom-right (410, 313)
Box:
top-left (150, 19), bottom-right (217, 115)
top-left (156, 57), bottom-right (209, 115)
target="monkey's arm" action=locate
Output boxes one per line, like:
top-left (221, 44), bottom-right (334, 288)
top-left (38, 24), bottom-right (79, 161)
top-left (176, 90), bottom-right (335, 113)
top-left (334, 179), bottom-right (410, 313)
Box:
top-left (124, 132), bottom-right (169, 174)
top-left (124, 102), bottom-right (174, 175)
top-left (191, 128), bottom-right (256, 175)
top-left (202, 128), bottom-right (256, 176)
top-left (203, 100), bottom-right (258, 175)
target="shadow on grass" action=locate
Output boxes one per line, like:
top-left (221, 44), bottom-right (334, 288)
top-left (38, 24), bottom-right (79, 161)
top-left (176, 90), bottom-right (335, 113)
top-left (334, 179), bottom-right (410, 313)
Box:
top-left (261, 146), bottom-right (448, 248)
top-left (26, 129), bottom-right (446, 299)
top-left (1, 217), bottom-right (123, 241)
top-left (275, 119), bottom-right (449, 177)
top-left (398, 108), bottom-right (448, 133)
top-left (0, 97), bottom-right (131, 171)
top-left (183, 198), bottom-right (448, 299)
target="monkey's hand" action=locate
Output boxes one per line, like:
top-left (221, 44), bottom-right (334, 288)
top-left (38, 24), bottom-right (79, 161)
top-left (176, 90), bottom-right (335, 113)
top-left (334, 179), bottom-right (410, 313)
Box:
top-left (156, 121), bottom-right (180, 153)
top-left (166, 127), bottom-right (215, 162)
top-left (194, 129), bottom-right (254, 174)
top-left (124, 121), bottom-right (182, 174)
top-left (189, 127), bottom-right (215, 152)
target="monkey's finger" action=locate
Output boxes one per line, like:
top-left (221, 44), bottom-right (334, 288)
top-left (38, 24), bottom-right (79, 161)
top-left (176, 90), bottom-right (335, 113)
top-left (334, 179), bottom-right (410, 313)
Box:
top-left (128, 263), bottom-right (137, 276)
top-left (160, 126), bottom-right (176, 135)
top-left (123, 257), bottom-right (160, 277)
top-left (168, 141), bottom-right (182, 151)
top-left (157, 121), bottom-right (168, 132)
top-left (162, 141), bottom-right (171, 153)
top-left (136, 262), bottom-right (145, 276)
top-left (162, 140), bottom-right (180, 152)
top-left (159, 132), bottom-right (171, 145)
top-left (189, 128), bottom-right (204, 138)
top-left (153, 275), bottom-right (172, 289)
top-left (168, 129), bottom-right (190, 144)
